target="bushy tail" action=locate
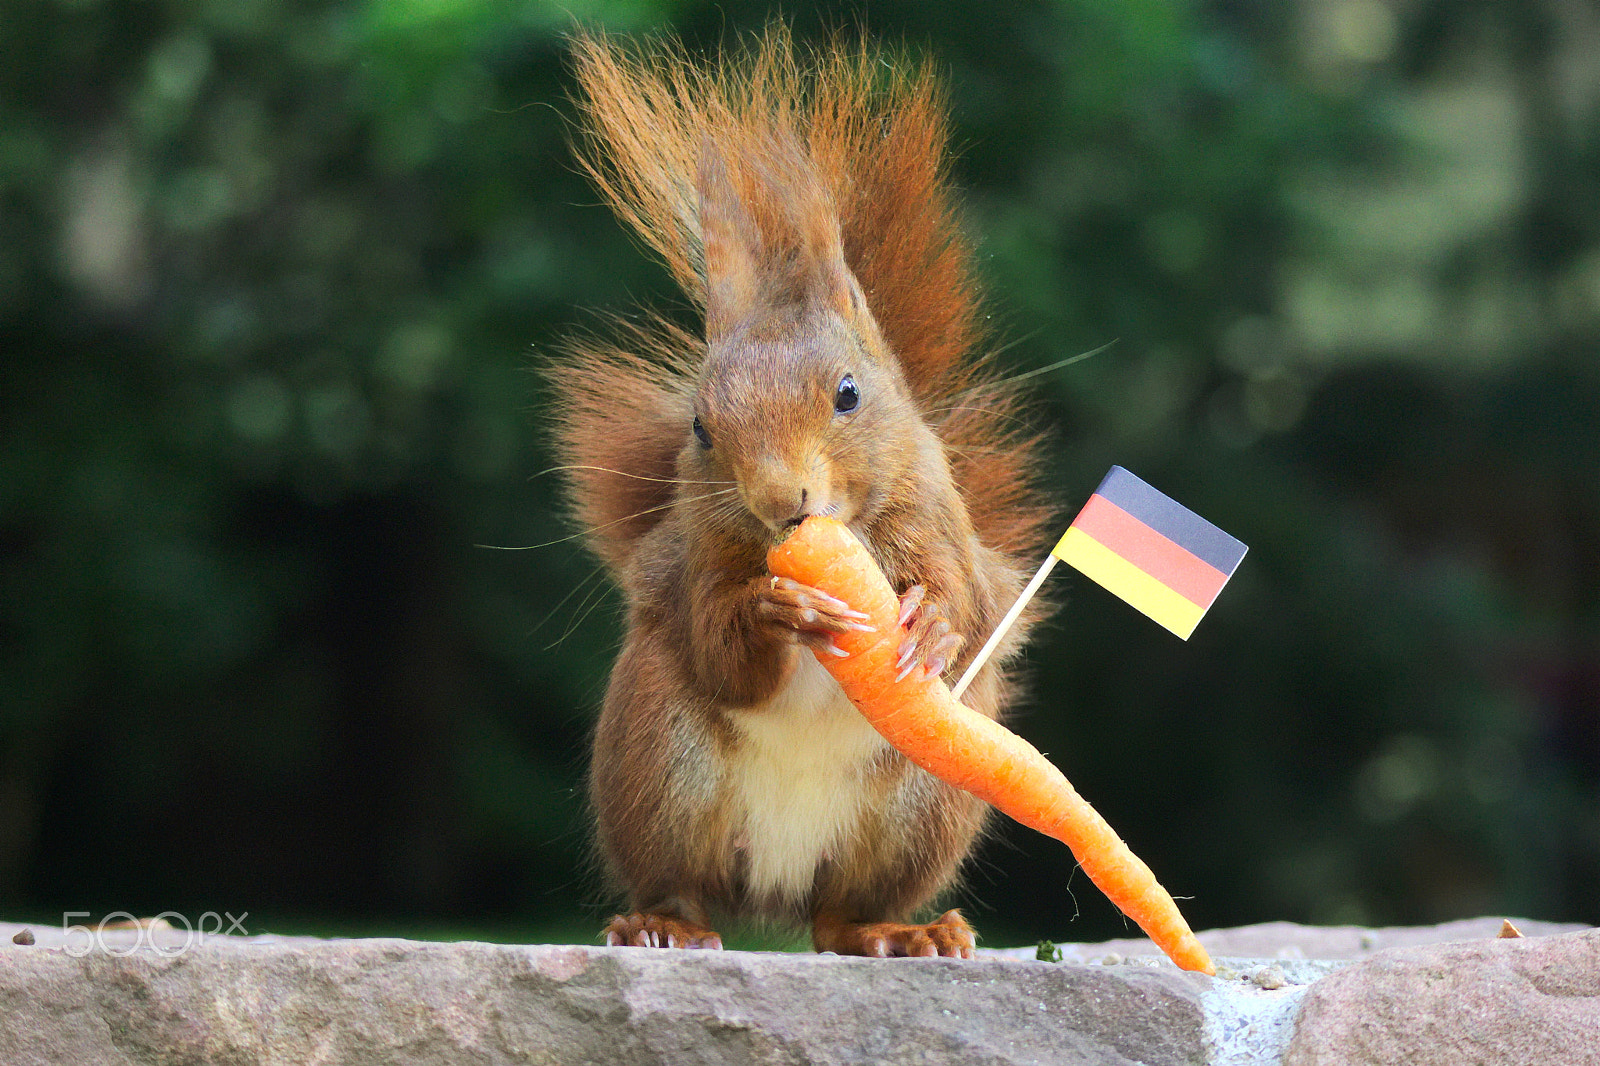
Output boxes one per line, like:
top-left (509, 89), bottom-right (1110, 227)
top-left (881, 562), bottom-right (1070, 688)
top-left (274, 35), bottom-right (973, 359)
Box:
top-left (549, 25), bottom-right (1055, 575)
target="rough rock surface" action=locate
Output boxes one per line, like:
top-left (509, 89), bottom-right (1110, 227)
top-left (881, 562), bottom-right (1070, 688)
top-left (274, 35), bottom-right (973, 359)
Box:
top-left (1284, 926), bottom-right (1600, 1066)
top-left (1, 929), bottom-right (1207, 1065)
top-left (0, 917), bottom-right (1591, 1065)
top-left (989, 916), bottom-right (1587, 964)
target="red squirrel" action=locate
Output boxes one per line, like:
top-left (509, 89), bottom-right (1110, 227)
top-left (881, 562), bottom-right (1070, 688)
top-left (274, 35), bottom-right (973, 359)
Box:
top-left (548, 27), bottom-right (1056, 957)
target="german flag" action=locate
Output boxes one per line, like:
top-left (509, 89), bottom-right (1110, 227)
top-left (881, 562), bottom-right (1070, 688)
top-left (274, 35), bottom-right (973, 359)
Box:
top-left (1054, 467), bottom-right (1247, 640)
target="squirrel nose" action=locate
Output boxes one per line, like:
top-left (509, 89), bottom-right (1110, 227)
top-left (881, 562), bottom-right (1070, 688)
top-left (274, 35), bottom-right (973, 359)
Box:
top-left (745, 483), bottom-right (810, 530)
top-left (741, 454), bottom-right (831, 530)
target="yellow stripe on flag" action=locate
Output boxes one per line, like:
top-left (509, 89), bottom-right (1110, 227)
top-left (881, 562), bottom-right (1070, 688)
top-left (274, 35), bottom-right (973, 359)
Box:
top-left (1054, 527), bottom-right (1206, 640)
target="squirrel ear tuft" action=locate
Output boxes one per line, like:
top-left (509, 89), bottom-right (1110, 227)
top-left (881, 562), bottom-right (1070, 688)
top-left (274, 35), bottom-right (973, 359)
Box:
top-left (697, 140), bottom-right (761, 345)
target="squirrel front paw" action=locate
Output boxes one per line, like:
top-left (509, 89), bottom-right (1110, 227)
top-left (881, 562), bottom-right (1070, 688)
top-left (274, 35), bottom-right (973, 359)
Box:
top-left (757, 576), bottom-right (875, 656)
top-left (895, 585), bottom-right (966, 682)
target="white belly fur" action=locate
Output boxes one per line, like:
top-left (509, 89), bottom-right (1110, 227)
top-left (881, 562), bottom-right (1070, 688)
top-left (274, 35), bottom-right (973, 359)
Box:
top-left (725, 654), bottom-right (887, 907)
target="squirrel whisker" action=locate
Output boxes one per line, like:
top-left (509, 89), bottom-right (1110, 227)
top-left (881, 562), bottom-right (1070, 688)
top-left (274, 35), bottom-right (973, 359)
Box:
top-left (923, 405), bottom-right (1038, 432)
top-left (532, 463), bottom-right (735, 487)
top-left (533, 565), bottom-right (612, 640)
top-left (545, 573), bottom-right (621, 651)
top-left (476, 490), bottom-right (734, 552)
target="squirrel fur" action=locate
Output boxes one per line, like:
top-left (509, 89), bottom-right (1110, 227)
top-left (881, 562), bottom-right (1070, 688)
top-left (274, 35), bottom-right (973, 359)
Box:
top-left (548, 25), bottom-right (1056, 957)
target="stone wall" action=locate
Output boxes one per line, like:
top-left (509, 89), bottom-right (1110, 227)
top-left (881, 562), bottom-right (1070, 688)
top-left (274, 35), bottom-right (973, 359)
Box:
top-left (1, 918), bottom-right (1593, 1064)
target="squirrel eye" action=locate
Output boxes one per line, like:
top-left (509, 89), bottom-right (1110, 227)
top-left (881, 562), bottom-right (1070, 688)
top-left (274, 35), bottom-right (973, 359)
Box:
top-left (834, 374), bottom-right (860, 414)
top-left (692, 415), bottom-right (712, 449)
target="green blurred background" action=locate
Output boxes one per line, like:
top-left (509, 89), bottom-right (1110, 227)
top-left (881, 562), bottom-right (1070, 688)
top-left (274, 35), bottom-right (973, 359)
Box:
top-left (3, 0), bottom-right (1597, 949)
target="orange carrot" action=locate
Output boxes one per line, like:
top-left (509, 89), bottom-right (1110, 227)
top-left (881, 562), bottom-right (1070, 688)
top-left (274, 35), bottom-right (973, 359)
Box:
top-left (767, 515), bottom-right (1215, 975)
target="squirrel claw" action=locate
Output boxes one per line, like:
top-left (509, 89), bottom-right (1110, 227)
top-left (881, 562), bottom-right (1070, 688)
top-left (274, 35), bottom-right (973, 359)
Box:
top-left (603, 912), bottom-right (723, 950)
top-left (760, 576), bottom-right (875, 643)
top-left (896, 588), bottom-right (965, 682)
top-left (897, 584), bottom-right (926, 627)
top-left (803, 634), bottom-right (850, 658)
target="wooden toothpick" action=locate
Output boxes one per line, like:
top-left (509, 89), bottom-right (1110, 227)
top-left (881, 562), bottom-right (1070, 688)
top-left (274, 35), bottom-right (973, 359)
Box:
top-left (950, 552), bottom-right (1059, 701)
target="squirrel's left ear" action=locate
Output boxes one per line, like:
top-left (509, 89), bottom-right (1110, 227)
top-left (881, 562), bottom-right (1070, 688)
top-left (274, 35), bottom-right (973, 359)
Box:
top-left (825, 256), bottom-right (866, 319)
top-left (696, 140), bottom-right (762, 346)
top-left (816, 228), bottom-right (866, 320)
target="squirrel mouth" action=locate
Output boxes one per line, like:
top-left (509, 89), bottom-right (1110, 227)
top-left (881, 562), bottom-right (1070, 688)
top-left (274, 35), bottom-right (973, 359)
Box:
top-left (764, 503), bottom-right (844, 541)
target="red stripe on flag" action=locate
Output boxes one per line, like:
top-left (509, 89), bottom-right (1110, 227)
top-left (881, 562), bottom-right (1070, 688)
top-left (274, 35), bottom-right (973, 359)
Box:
top-left (1071, 493), bottom-right (1231, 609)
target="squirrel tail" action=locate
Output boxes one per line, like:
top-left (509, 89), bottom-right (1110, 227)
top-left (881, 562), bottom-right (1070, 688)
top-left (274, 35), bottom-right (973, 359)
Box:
top-left (551, 25), bottom-right (1055, 573)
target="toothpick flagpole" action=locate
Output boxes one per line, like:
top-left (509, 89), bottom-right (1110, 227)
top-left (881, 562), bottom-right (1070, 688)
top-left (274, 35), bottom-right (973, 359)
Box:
top-left (951, 552), bottom-right (1059, 701)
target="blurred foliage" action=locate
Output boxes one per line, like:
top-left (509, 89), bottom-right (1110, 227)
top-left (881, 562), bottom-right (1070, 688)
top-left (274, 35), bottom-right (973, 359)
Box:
top-left (2, 0), bottom-right (1596, 945)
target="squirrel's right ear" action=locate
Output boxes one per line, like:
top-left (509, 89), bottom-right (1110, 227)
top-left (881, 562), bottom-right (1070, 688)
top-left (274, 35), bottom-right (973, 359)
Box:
top-left (697, 141), bottom-right (761, 345)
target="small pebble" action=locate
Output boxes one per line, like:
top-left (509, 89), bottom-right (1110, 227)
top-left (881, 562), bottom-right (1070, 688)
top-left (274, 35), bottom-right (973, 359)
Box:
top-left (1099, 952), bottom-right (1123, 966)
top-left (1250, 964), bottom-right (1287, 990)
top-left (12, 929), bottom-right (35, 946)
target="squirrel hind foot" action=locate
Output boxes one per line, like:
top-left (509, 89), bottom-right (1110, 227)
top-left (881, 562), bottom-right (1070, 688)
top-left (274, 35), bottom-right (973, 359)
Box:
top-left (603, 912), bottom-right (723, 950)
top-left (812, 909), bottom-right (975, 959)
